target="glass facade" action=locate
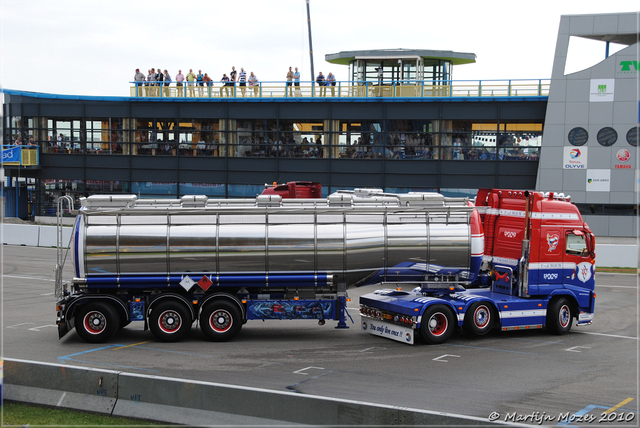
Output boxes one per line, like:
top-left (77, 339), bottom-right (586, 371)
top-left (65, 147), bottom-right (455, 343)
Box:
top-left (10, 116), bottom-right (542, 161)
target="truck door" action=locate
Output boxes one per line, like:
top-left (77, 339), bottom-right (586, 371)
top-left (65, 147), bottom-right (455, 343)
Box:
top-left (535, 226), bottom-right (565, 294)
top-left (562, 229), bottom-right (595, 302)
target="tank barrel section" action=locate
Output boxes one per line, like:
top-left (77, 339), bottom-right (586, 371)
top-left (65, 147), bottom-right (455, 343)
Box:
top-left (74, 191), bottom-right (479, 292)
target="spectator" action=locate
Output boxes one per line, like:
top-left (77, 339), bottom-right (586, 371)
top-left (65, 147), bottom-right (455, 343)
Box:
top-left (147, 69), bottom-right (156, 96)
top-left (220, 73), bottom-right (230, 97)
top-left (248, 72), bottom-right (259, 97)
top-left (196, 70), bottom-right (204, 96)
top-left (133, 68), bottom-right (145, 96)
top-left (326, 72), bottom-right (336, 97)
top-left (186, 69), bottom-right (196, 97)
top-left (230, 66), bottom-right (237, 96)
top-left (204, 73), bottom-right (212, 96)
top-left (156, 68), bottom-right (164, 96)
top-left (175, 69), bottom-right (185, 96)
top-left (316, 72), bottom-right (325, 97)
top-left (238, 68), bottom-right (247, 96)
top-left (286, 67), bottom-right (294, 96)
top-left (293, 67), bottom-right (301, 96)
top-left (163, 70), bottom-right (172, 97)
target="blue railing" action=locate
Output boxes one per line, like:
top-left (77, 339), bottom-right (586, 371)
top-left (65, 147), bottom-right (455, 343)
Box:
top-left (2, 144), bottom-right (39, 166)
top-left (129, 79), bottom-right (550, 99)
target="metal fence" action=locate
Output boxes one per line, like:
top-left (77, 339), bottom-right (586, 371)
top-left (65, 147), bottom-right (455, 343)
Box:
top-left (129, 79), bottom-right (550, 99)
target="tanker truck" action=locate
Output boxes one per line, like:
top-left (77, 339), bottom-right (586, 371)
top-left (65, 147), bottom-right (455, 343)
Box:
top-left (54, 188), bottom-right (596, 345)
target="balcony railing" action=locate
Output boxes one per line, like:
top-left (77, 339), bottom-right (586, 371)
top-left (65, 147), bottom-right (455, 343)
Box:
top-left (129, 79), bottom-right (550, 99)
top-left (2, 145), bottom-right (39, 166)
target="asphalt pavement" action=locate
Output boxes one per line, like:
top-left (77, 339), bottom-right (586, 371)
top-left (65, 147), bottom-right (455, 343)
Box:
top-left (2, 245), bottom-right (638, 425)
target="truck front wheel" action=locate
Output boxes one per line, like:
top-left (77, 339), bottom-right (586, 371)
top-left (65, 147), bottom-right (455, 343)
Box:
top-left (464, 302), bottom-right (495, 336)
top-left (547, 297), bottom-right (573, 335)
top-left (149, 301), bottom-right (192, 342)
top-left (420, 305), bottom-right (455, 344)
top-left (200, 300), bottom-right (242, 342)
top-left (75, 302), bottom-right (120, 343)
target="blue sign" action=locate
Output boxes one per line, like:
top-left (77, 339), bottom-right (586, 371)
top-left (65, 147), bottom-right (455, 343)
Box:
top-left (2, 146), bottom-right (21, 164)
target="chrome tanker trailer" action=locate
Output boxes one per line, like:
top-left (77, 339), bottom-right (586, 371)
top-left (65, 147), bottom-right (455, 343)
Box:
top-left (55, 189), bottom-right (482, 343)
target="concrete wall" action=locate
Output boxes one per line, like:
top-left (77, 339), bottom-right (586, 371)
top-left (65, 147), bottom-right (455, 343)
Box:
top-left (3, 358), bottom-right (496, 426)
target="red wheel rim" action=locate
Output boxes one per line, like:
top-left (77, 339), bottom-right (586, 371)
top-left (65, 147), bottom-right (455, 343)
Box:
top-left (474, 305), bottom-right (490, 328)
top-left (158, 310), bottom-right (182, 334)
top-left (559, 305), bottom-right (570, 328)
top-left (83, 311), bottom-right (106, 335)
top-left (210, 309), bottom-right (232, 333)
top-left (428, 312), bottom-right (448, 337)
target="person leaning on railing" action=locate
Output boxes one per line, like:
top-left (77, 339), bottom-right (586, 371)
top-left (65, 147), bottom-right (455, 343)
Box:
top-left (326, 72), bottom-right (336, 97)
top-left (163, 70), bottom-right (171, 97)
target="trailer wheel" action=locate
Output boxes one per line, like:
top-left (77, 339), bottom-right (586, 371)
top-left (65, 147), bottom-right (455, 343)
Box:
top-left (149, 301), bottom-right (191, 342)
top-left (420, 305), bottom-right (455, 344)
top-left (547, 297), bottom-right (573, 335)
top-left (75, 302), bottom-right (120, 343)
top-left (464, 302), bottom-right (494, 336)
top-left (200, 300), bottom-right (242, 342)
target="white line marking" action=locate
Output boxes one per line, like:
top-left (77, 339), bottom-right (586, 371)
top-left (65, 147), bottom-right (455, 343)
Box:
top-left (433, 354), bottom-right (460, 362)
top-left (595, 284), bottom-right (637, 289)
top-left (3, 274), bottom-right (55, 281)
top-left (575, 331), bottom-right (638, 340)
top-left (6, 323), bottom-right (36, 329)
top-left (359, 347), bottom-right (386, 353)
top-left (293, 366), bottom-right (324, 375)
top-left (565, 346), bottom-right (591, 352)
top-left (56, 392), bottom-right (66, 407)
top-left (28, 325), bottom-right (58, 332)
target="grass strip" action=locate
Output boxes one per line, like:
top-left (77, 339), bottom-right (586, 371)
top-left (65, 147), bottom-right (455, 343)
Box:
top-left (2, 402), bottom-right (168, 426)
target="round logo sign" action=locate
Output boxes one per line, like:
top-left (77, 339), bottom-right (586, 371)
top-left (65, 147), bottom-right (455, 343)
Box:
top-left (616, 149), bottom-right (630, 163)
top-left (570, 149), bottom-right (581, 159)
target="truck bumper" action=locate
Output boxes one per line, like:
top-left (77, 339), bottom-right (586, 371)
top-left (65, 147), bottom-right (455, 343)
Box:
top-left (361, 316), bottom-right (415, 344)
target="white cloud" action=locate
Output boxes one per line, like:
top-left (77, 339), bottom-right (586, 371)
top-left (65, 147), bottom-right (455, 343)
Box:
top-left (1, 0), bottom-right (638, 96)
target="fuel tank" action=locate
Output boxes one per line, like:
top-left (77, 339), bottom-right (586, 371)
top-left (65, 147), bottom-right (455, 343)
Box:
top-left (72, 190), bottom-right (484, 287)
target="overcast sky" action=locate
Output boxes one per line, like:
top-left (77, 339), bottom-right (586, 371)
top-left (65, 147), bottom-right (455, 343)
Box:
top-left (0, 0), bottom-right (638, 97)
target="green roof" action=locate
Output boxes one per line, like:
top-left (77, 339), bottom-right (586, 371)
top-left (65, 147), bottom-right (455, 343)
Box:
top-left (325, 49), bottom-right (476, 66)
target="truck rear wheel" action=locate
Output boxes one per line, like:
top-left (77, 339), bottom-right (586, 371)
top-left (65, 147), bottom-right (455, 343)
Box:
top-left (200, 300), bottom-right (242, 342)
top-left (149, 301), bottom-right (192, 342)
top-left (75, 302), bottom-right (120, 343)
top-left (464, 302), bottom-right (494, 336)
top-left (547, 297), bottom-right (573, 335)
top-left (420, 305), bottom-right (455, 344)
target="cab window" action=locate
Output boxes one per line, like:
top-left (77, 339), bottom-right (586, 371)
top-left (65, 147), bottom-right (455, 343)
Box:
top-left (566, 232), bottom-right (587, 256)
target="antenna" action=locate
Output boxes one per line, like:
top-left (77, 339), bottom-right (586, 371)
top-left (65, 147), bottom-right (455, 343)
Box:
top-left (306, 0), bottom-right (315, 81)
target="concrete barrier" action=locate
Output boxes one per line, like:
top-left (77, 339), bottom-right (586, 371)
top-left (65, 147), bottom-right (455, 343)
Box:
top-left (3, 359), bottom-right (118, 414)
top-left (3, 224), bottom-right (637, 268)
top-left (4, 358), bottom-right (497, 425)
top-left (595, 244), bottom-right (638, 269)
top-left (2, 224), bottom-right (72, 248)
top-left (2, 224), bottom-right (40, 246)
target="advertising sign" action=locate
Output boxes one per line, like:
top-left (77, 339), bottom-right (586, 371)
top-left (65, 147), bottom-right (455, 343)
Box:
top-left (586, 169), bottom-right (611, 192)
top-left (563, 146), bottom-right (587, 169)
top-left (589, 79), bottom-right (614, 102)
top-left (2, 146), bottom-right (21, 165)
top-left (614, 148), bottom-right (632, 169)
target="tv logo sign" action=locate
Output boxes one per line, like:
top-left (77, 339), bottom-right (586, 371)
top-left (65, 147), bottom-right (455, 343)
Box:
top-left (563, 147), bottom-right (587, 169)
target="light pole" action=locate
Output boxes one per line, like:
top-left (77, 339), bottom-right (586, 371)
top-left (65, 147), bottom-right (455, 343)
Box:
top-left (306, 0), bottom-right (315, 82)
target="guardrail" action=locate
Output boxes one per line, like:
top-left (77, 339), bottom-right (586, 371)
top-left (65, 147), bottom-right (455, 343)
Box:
top-left (2, 145), bottom-right (39, 166)
top-left (3, 358), bottom-right (497, 425)
top-left (129, 79), bottom-right (550, 99)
